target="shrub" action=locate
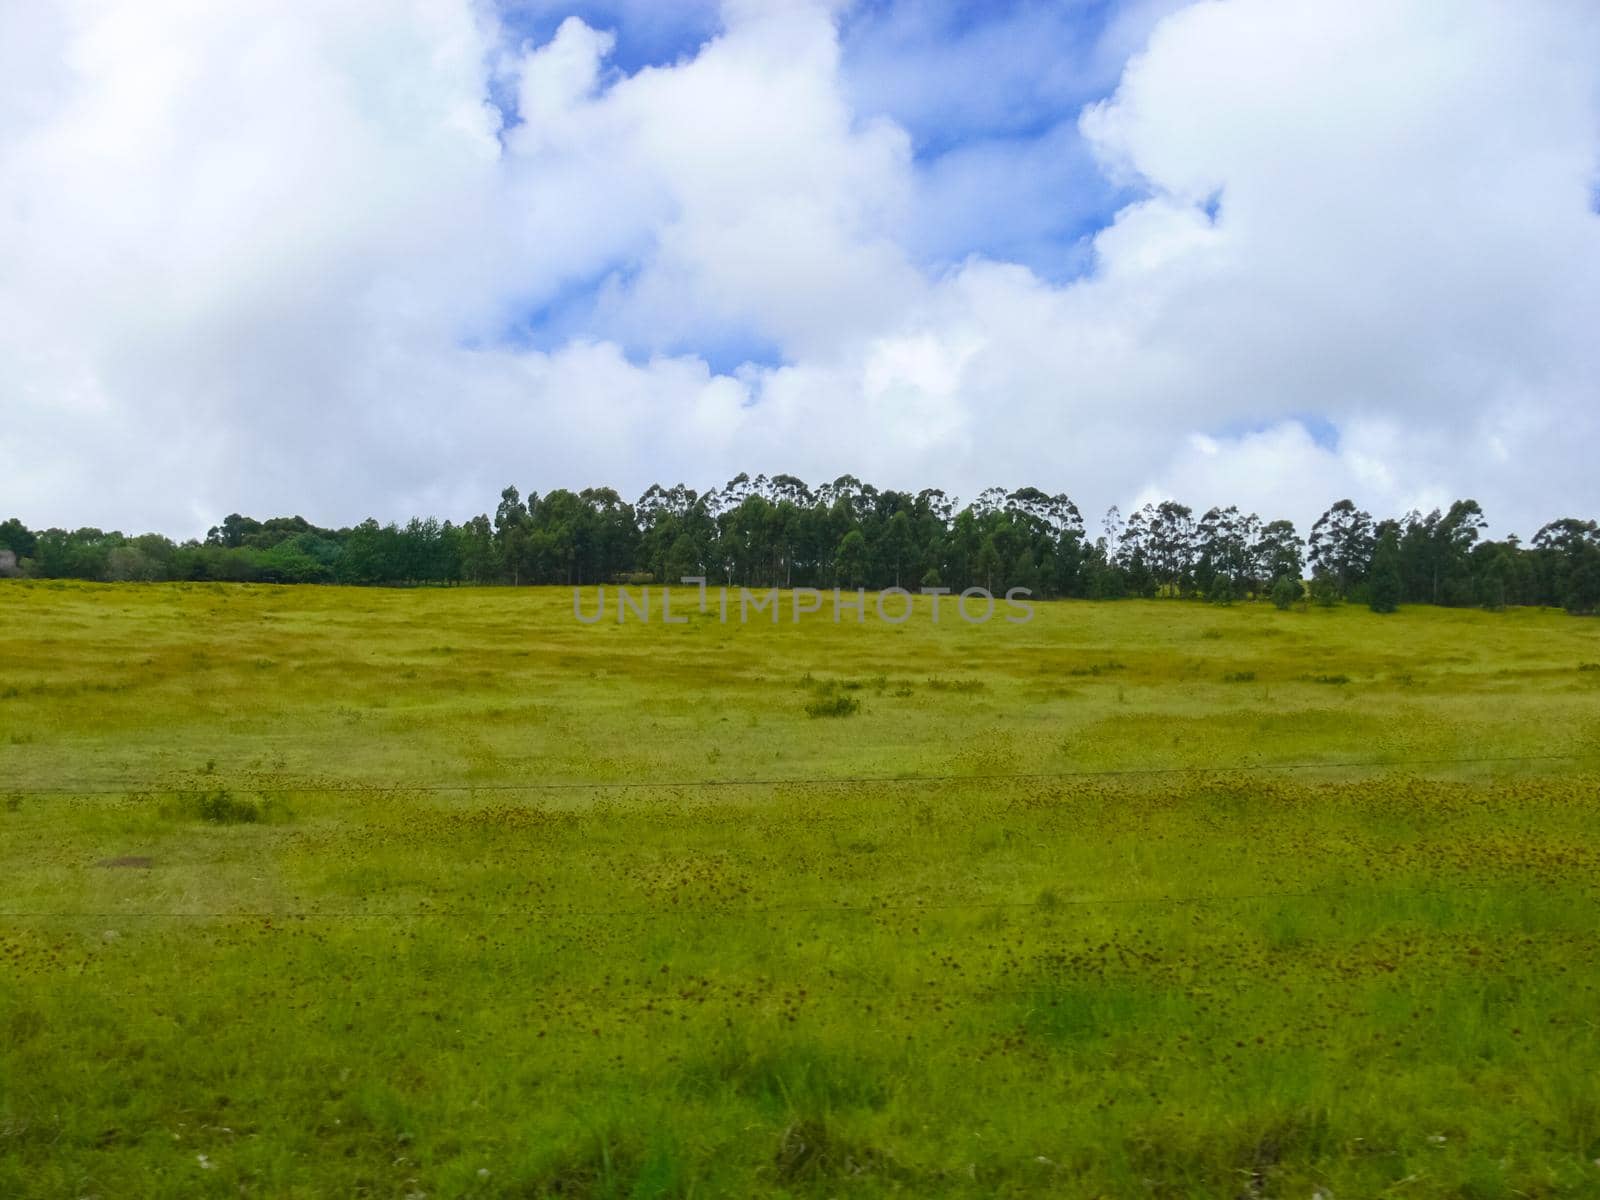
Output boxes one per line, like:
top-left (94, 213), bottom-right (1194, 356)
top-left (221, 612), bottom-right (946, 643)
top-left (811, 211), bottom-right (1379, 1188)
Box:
top-left (161, 789), bottom-right (287, 824)
top-left (1222, 671), bottom-right (1256, 683)
top-left (1067, 661), bottom-right (1126, 677)
top-left (804, 694), bottom-right (860, 718)
top-left (1270, 575), bottom-right (1301, 610)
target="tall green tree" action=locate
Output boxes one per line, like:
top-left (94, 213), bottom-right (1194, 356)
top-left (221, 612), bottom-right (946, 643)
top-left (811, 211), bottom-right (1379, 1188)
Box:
top-left (1368, 526), bottom-right (1403, 613)
top-left (1309, 500), bottom-right (1374, 598)
top-left (0, 517), bottom-right (38, 559)
top-left (835, 529), bottom-right (868, 588)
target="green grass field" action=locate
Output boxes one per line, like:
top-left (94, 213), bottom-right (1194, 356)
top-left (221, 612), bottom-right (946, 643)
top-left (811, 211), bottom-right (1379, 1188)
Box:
top-left (3, 581), bottom-right (1600, 1198)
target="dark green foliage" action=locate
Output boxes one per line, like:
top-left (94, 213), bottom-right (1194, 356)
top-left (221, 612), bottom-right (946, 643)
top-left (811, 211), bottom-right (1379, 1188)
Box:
top-left (4, 483), bottom-right (1597, 615)
top-left (0, 517), bottom-right (37, 558)
top-left (1561, 540), bottom-right (1600, 615)
top-left (1309, 571), bottom-right (1340, 607)
top-left (160, 789), bottom-right (287, 824)
top-left (1308, 500), bottom-right (1374, 598)
top-left (834, 529), bottom-right (869, 588)
top-left (1369, 528), bottom-right (1403, 613)
top-left (803, 693), bottom-right (860, 718)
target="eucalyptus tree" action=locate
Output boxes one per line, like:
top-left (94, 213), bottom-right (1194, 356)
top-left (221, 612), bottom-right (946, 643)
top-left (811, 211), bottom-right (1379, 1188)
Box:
top-left (1369, 525), bottom-right (1404, 613)
top-left (1252, 519), bottom-right (1303, 591)
top-left (1195, 506), bottom-right (1252, 595)
top-left (455, 514), bottom-right (498, 584)
top-left (835, 528), bottom-right (868, 588)
top-left (1308, 499), bottom-right (1375, 598)
top-left (1144, 501), bottom-right (1197, 595)
top-left (1532, 518), bottom-right (1600, 612)
top-left (577, 487), bottom-right (637, 583)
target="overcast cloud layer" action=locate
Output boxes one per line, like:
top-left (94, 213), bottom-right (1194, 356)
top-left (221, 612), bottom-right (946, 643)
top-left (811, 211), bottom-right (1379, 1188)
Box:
top-left (2, 0), bottom-right (1597, 538)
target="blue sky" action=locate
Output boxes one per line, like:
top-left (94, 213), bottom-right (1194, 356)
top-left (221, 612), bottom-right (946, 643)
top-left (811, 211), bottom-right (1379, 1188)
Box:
top-left (490, 0), bottom-right (1162, 369)
top-left (497, 0), bottom-right (722, 72)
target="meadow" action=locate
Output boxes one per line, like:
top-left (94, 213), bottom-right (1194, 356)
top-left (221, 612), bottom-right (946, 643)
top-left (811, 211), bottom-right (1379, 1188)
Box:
top-left (2, 580), bottom-right (1600, 1198)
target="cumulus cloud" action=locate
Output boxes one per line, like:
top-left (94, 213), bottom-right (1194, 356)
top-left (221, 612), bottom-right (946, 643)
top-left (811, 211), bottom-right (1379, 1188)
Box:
top-left (0, 0), bottom-right (1597, 538)
top-left (1079, 0), bottom-right (1600, 530)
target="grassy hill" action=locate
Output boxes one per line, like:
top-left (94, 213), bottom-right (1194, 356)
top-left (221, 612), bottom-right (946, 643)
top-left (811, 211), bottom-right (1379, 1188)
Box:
top-left (3, 581), bottom-right (1599, 1196)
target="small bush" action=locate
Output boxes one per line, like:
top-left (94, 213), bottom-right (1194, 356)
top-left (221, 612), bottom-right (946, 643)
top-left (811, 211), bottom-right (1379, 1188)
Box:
top-left (1223, 671), bottom-right (1256, 683)
top-left (1067, 661), bottom-right (1127, 677)
top-left (1579, 662), bottom-right (1600, 672)
top-left (804, 694), bottom-right (860, 718)
top-left (1302, 673), bottom-right (1351, 685)
top-left (925, 677), bottom-right (985, 693)
top-left (200, 790), bottom-right (260, 822)
top-left (806, 675), bottom-right (886, 693)
top-left (161, 789), bottom-right (287, 824)
top-left (1271, 575), bottom-right (1301, 610)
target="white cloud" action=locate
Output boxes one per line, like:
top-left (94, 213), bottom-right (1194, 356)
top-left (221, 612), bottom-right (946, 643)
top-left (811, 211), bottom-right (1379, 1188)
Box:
top-left (1, 0), bottom-right (1597, 539)
top-left (513, 16), bottom-right (615, 129)
top-left (1075, 0), bottom-right (1600, 531)
top-left (503, 0), bottom-right (921, 358)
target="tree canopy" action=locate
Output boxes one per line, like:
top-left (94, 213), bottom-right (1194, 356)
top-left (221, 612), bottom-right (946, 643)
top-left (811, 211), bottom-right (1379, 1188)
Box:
top-left (3, 480), bottom-right (1597, 614)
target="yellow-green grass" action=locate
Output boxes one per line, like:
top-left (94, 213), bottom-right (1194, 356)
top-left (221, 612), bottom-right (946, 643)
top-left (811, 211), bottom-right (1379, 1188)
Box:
top-left (2, 580), bottom-right (1599, 1198)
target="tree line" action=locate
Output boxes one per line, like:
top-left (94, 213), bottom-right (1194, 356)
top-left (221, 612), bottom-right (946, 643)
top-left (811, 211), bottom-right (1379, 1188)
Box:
top-left (3, 475), bottom-right (1598, 613)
